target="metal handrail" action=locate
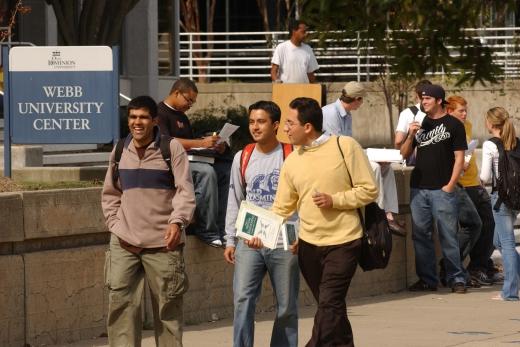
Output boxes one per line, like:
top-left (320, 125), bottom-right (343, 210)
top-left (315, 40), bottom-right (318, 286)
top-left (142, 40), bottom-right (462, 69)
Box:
top-left (158, 27), bottom-right (520, 81)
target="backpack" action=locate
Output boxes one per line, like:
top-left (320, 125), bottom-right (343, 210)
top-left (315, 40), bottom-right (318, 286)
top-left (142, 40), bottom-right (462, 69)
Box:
top-left (489, 137), bottom-right (520, 211)
top-left (336, 136), bottom-right (392, 271)
top-left (112, 135), bottom-right (175, 189)
top-left (405, 106), bottom-right (420, 166)
top-left (239, 142), bottom-right (293, 186)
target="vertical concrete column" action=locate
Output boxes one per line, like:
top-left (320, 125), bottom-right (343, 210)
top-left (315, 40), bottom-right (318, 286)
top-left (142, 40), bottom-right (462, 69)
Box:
top-left (17, 1), bottom-right (57, 46)
top-left (123, 0), bottom-right (159, 101)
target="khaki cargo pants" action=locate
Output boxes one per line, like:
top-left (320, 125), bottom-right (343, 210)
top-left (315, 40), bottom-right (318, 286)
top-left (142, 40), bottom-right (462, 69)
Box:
top-left (105, 234), bottom-right (188, 347)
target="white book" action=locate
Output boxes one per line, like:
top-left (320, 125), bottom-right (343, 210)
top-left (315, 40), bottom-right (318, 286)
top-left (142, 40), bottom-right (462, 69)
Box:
top-left (366, 148), bottom-right (403, 163)
top-left (235, 201), bottom-right (284, 249)
top-left (281, 221), bottom-right (299, 251)
top-left (187, 155), bottom-right (215, 164)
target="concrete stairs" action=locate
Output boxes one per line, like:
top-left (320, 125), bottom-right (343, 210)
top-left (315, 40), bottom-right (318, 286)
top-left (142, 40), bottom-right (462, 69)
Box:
top-left (1, 119), bottom-right (111, 166)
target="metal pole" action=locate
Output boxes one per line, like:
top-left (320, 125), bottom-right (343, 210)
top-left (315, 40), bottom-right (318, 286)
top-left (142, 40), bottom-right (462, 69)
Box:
top-left (112, 47), bottom-right (120, 143)
top-left (171, 0), bottom-right (180, 77)
top-left (225, 0), bottom-right (229, 81)
top-left (3, 46), bottom-right (11, 178)
top-left (356, 31), bottom-right (361, 82)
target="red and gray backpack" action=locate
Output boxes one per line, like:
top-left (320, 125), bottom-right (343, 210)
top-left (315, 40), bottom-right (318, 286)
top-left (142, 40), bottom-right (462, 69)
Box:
top-left (239, 143), bottom-right (293, 186)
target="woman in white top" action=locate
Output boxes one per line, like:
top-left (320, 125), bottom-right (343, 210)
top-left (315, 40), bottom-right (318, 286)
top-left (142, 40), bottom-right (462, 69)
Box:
top-left (480, 107), bottom-right (520, 301)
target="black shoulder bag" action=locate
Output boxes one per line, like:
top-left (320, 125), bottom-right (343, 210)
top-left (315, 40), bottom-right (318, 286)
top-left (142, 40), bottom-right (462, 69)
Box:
top-left (336, 136), bottom-right (392, 271)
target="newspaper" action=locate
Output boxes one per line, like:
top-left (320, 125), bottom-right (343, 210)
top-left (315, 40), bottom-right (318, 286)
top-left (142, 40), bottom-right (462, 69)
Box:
top-left (217, 123), bottom-right (240, 146)
top-left (464, 139), bottom-right (479, 163)
top-left (235, 201), bottom-right (284, 249)
top-left (366, 148), bottom-right (403, 163)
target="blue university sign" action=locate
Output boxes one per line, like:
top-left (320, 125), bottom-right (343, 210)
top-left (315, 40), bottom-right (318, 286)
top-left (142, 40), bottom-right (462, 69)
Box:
top-left (7, 46), bottom-right (118, 143)
top-left (3, 46), bottom-right (119, 177)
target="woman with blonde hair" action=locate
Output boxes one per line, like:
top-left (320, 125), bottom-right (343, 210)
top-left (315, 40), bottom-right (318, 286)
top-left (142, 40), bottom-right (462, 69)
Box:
top-left (480, 106), bottom-right (520, 301)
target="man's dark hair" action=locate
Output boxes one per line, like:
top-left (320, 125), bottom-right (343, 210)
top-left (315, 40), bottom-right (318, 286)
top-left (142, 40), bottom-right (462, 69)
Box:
top-left (127, 95), bottom-right (158, 119)
top-left (169, 78), bottom-right (198, 95)
top-left (415, 79), bottom-right (432, 96)
top-left (288, 19), bottom-right (305, 37)
top-left (248, 100), bottom-right (281, 123)
top-left (289, 97), bottom-right (322, 132)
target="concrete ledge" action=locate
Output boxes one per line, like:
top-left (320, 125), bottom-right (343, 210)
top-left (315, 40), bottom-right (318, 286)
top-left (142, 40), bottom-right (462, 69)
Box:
top-left (22, 188), bottom-right (107, 239)
top-left (0, 192), bottom-right (24, 242)
top-left (0, 145), bottom-right (43, 168)
top-left (0, 255), bottom-right (25, 347)
top-left (0, 171), bottom-right (413, 346)
top-left (0, 166), bottom-right (107, 182)
top-left (24, 246), bottom-right (107, 346)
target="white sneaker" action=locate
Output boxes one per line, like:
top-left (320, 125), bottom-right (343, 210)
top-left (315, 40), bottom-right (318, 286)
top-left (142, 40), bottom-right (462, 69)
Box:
top-left (210, 239), bottom-right (223, 248)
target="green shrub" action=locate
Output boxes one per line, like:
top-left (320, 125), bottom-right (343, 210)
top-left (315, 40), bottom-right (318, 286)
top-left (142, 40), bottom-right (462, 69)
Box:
top-left (189, 104), bottom-right (252, 154)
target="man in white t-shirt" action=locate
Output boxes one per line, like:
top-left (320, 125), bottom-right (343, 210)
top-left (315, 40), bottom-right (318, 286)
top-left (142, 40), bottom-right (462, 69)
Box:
top-left (271, 20), bottom-right (319, 83)
top-left (394, 80), bottom-right (432, 149)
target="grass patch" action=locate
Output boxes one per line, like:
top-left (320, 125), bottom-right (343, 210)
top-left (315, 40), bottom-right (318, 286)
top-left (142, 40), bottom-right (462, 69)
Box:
top-left (0, 177), bottom-right (103, 192)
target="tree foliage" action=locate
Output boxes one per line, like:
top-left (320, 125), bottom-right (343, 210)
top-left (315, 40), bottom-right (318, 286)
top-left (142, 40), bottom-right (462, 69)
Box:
top-left (45, 0), bottom-right (140, 45)
top-left (304, 0), bottom-right (515, 85)
top-left (302, 0), bottom-right (516, 143)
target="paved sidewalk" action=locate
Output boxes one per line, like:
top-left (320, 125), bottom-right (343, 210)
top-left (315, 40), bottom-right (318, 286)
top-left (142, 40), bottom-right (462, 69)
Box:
top-left (55, 284), bottom-right (519, 347)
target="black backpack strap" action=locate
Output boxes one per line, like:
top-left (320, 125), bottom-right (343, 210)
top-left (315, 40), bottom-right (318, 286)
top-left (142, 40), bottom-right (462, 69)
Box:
top-left (160, 135), bottom-right (176, 188)
top-left (336, 136), bottom-right (366, 232)
top-left (489, 137), bottom-right (504, 210)
top-left (409, 105), bottom-right (419, 116)
top-left (112, 138), bottom-right (126, 190)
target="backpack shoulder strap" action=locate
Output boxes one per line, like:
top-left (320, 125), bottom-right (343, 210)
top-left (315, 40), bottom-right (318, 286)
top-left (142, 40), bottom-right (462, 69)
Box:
top-left (409, 105), bottom-right (419, 116)
top-left (240, 143), bottom-right (256, 186)
top-left (281, 143), bottom-right (294, 159)
top-left (112, 138), bottom-right (126, 189)
top-left (159, 135), bottom-right (176, 187)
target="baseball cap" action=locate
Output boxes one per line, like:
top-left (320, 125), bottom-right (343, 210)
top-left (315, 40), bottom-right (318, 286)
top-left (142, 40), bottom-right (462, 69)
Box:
top-left (342, 82), bottom-right (366, 98)
top-left (421, 84), bottom-right (448, 104)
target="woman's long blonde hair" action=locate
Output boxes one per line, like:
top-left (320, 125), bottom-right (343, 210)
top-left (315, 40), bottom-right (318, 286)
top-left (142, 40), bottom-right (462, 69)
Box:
top-left (485, 107), bottom-right (517, 150)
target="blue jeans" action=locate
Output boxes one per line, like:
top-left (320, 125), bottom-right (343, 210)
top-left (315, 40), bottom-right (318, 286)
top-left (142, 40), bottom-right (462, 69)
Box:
top-left (491, 192), bottom-right (520, 300)
top-left (410, 188), bottom-right (466, 287)
top-left (233, 240), bottom-right (300, 347)
top-left (457, 188), bottom-right (482, 261)
top-left (188, 160), bottom-right (231, 243)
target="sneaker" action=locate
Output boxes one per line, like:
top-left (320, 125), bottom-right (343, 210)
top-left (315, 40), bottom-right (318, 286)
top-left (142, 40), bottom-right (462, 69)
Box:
top-left (451, 282), bottom-right (467, 294)
top-left (467, 278), bottom-right (481, 288)
top-left (409, 279), bottom-right (437, 292)
top-left (470, 270), bottom-right (493, 286)
top-left (489, 272), bottom-right (504, 284)
top-left (209, 239), bottom-right (223, 248)
top-left (388, 219), bottom-right (406, 237)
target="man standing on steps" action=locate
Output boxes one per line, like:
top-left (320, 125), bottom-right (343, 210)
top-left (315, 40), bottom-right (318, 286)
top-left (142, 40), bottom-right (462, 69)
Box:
top-left (271, 19), bottom-right (319, 84)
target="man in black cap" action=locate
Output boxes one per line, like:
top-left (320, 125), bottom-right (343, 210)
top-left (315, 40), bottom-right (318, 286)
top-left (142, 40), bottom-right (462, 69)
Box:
top-left (400, 84), bottom-right (469, 294)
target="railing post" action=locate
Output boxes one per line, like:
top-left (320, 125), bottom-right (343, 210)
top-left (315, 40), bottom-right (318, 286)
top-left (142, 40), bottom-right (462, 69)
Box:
top-left (188, 34), bottom-right (193, 80)
top-left (356, 31), bottom-right (361, 82)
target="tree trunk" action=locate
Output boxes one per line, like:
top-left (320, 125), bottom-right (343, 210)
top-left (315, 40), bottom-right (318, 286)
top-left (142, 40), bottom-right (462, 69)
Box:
top-left (46, 0), bottom-right (139, 46)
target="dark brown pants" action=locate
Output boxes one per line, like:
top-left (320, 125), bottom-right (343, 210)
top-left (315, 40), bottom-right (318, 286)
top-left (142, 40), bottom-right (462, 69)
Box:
top-left (298, 238), bottom-right (362, 347)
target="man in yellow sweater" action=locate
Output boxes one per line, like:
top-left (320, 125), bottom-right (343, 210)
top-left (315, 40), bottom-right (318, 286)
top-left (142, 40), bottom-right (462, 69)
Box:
top-left (272, 97), bottom-right (378, 347)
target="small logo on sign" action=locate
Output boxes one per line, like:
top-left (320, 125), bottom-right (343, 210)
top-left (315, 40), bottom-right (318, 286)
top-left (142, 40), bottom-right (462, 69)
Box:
top-left (48, 49), bottom-right (75, 69)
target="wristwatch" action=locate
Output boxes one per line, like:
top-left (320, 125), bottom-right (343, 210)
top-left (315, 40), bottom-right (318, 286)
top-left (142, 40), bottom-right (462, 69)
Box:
top-left (174, 222), bottom-right (186, 231)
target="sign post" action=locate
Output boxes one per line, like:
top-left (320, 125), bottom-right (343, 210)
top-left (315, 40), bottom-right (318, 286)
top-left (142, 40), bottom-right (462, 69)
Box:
top-left (3, 46), bottom-right (119, 177)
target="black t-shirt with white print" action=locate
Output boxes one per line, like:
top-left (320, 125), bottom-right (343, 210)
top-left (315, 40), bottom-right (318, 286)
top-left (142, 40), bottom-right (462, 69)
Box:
top-left (410, 114), bottom-right (467, 189)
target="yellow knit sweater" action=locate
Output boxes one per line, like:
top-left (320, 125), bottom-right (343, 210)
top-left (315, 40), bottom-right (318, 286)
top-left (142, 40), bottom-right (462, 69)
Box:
top-left (272, 135), bottom-right (379, 246)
